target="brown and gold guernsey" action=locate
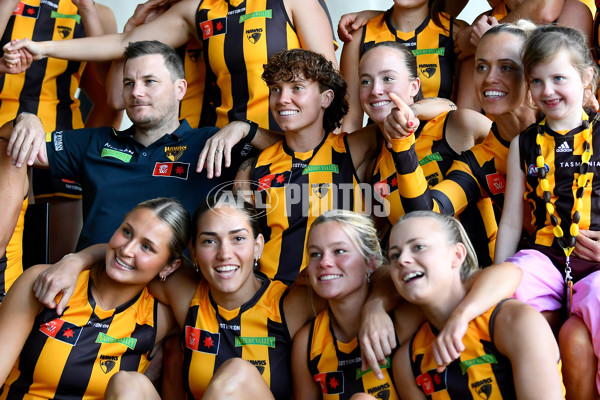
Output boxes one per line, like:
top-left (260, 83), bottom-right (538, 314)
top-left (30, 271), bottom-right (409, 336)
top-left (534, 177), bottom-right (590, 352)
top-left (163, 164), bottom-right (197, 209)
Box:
top-left (410, 301), bottom-right (519, 400)
top-left (252, 132), bottom-right (364, 284)
top-left (182, 274), bottom-right (292, 400)
top-left (519, 116), bottom-right (600, 250)
top-left (177, 38), bottom-right (208, 129)
top-left (0, 197), bottom-right (27, 299)
top-left (0, 270), bottom-right (157, 400)
top-left (360, 9), bottom-right (455, 99)
top-left (307, 310), bottom-right (399, 400)
top-left (0, 0), bottom-right (87, 132)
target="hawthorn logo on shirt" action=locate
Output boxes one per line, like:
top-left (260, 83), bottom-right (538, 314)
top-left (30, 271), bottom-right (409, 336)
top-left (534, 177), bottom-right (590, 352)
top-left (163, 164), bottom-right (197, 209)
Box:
top-left (485, 173), bottom-right (506, 196)
top-left (416, 368), bottom-right (447, 395)
top-left (258, 170), bottom-right (291, 191)
top-left (164, 145), bottom-right (187, 162)
top-left (185, 326), bottom-right (220, 354)
top-left (312, 183), bottom-right (330, 199)
top-left (13, 2), bottom-right (40, 18)
top-left (248, 359), bottom-right (267, 375)
top-left (40, 318), bottom-right (83, 346)
top-left (314, 371), bottom-right (344, 394)
top-left (153, 162), bottom-right (190, 180)
top-left (419, 64), bottom-right (438, 78)
top-left (57, 26), bottom-right (72, 39)
top-left (200, 17), bottom-right (227, 40)
top-left (246, 28), bottom-right (263, 44)
top-left (99, 355), bottom-right (119, 374)
top-left (374, 173), bottom-right (398, 199)
top-left (471, 377), bottom-right (494, 399)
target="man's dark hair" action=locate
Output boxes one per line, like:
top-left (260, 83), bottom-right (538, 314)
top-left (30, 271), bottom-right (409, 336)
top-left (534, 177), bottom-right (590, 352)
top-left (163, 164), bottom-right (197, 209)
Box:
top-left (123, 40), bottom-right (185, 81)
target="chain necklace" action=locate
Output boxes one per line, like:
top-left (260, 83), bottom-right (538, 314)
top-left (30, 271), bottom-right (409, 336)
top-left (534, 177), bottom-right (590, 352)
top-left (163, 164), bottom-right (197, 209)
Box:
top-left (536, 112), bottom-right (592, 312)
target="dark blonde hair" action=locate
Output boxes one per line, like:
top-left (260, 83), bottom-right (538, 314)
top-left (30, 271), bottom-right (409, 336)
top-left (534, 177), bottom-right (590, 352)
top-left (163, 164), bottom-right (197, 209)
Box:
top-left (523, 25), bottom-right (599, 92)
top-left (396, 211), bottom-right (479, 282)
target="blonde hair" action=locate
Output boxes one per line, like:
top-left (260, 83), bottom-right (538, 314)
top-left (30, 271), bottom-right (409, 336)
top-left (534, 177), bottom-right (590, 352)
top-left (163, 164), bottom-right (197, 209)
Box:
top-left (309, 210), bottom-right (384, 271)
top-left (396, 211), bottom-right (479, 281)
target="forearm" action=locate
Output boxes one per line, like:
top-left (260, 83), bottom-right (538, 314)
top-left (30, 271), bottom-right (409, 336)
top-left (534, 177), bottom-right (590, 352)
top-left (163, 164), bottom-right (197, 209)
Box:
top-left (365, 266), bottom-right (401, 313)
top-left (410, 97), bottom-right (456, 121)
top-left (251, 127), bottom-right (283, 151)
top-left (41, 33), bottom-right (125, 61)
top-left (502, 0), bottom-right (563, 23)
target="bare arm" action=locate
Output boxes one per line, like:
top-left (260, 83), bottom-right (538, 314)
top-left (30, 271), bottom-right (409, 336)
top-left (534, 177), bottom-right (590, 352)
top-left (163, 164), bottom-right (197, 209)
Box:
top-left (0, 264), bottom-right (46, 385)
top-left (6, 114), bottom-right (48, 168)
top-left (392, 342), bottom-right (427, 400)
top-left (339, 28), bottom-right (364, 133)
top-left (337, 10), bottom-right (381, 43)
top-left (446, 108), bottom-right (492, 153)
top-left (557, 0), bottom-right (593, 43)
top-left (291, 324), bottom-right (321, 400)
top-left (148, 264), bottom-right (198, 328)
top-left (502, 0), bottom-right (564, 23)
top-left (0, 140), bottom-right (27, 257)
top-left (494, 137), bottom-right (525, 263)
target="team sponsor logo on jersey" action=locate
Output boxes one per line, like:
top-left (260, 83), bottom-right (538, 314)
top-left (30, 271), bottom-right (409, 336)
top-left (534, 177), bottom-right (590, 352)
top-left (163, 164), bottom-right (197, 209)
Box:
top-left (302, 164), bottom-right (339, 174)
top-left (412, 47), bottom-right (445, 56)
top-left (356, 356), bottom-right (391, 379)
top-left (99, 355), bottom-right (118, 374)
top-left (239, 9), bottom-right (272, 23)
top-left (95, 332), bottom-right (138, 350)
top-left (200, 17), bottom-right (227, 40)
top-left (460, 354), bottom-right (497, 374)
top-left (258, 170), bottom-right (291, 191)
top-left (13, 2), bottom-right (40, 18)
top-left (314, 371), bottom-right (344, 394)
top-left (248, 359), bottom-right (266, 375)
top-left (416, 368), bottom-right (447, 395)
top-left (185, 326), bottom-right (220, 354)
top-left (40, 318), bottom-right (83, 346)
top-left (367, 382), bottom-right (391, 399)
top-left (425, 171), bottom-right (440, 186)
top-left (527, 163), bottom-right (549, 176)
top-left (152, 162), bottom-right (190, 180)
top-left (556, 141), bottom-right (572, 153)
top-left (164, 145), bottom-right (187, 161)
top-left (235, 336), bottom-right (275, 348)
top-left (471, 377), bottom-right (494, 399)
top-left (374, 174), bottom-right (398, 199)
top-left (57, 26), bottom-right (72, 39)
top-left (187, 48), bottom-right (202, 63)
top-left (51, 11), bottom-right (81, 23)
top-left (53, 131), bottom-right (64, 151)
top-left (419, 64), bottom-right (438, 78)
top-left (312, 182), bottom-right (330, 198)
top-left (246, 28), bottom-right (263, 44)
top-left (485, 173), bottom-right (505, 196)
top-left (419, 152), bottom-right (442, 166)
top-left (101, 148), bottom-right (132, 163)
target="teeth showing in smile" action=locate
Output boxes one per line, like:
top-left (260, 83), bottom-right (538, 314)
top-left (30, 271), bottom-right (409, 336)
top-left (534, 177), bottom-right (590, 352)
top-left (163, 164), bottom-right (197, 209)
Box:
top-left (403, 271), bottom-right (424, 283)
top-left (544, 99), bottom-right (560, 105)
top-left (279, 110), bottom-right (298, 116)
top-left (216, 266), bottom-right (239, 273)
top-left (116, 257), bottom-right (133, 270)
top-left (319, 274), bottom-right (342, 281)
top-left (484, 91), bottom-right (505, 98)
top-left (371, 101), bottom-right (390, 107)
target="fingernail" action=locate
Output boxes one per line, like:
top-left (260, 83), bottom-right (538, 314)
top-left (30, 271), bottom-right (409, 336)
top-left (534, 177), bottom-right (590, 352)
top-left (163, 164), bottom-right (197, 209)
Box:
top-left (408, 121), bottom-right (414, 127)
top-left (409, 130), bottom-right (413, 134)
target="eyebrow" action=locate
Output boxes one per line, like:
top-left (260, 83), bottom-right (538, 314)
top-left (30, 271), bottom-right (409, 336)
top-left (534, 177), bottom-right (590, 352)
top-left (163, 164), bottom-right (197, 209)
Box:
top-left (200, 228), bottom-right (250, 236)
top-left (476, 57), bottom-right (518, 63)
top-left (389, 237), bottom-right (422, 250)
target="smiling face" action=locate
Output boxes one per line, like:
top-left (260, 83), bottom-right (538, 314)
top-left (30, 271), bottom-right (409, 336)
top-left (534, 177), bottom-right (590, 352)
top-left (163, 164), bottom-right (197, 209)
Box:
top-left (359, 46), bottom-right (420, 125)
top-left (388, 217), bottom-right (464, 305)
top-left (105, 207), bottom-right (176, 286)
top-left (474, 32), bottom-right (528, 117)
top-left (306, 221), bottom-right (369, 301)
top-left (190, 206), bottom-right (263, 308)
top-left (528, 49), bottom-right (592, 130)
top-left (268, 76), bottom-right (333, 135)
top-left (122, 54), bottom-right (186, 130)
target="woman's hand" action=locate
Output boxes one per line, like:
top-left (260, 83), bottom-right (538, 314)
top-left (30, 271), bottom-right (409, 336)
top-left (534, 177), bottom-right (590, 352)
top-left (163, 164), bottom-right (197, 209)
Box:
top-left (3, 37), bottom-right (46, 61)
top-left (382, 92), bottom-right (419, 147)
top-left (574, 230), bottom-right (600, 262)
top-left (432, 310), bottom-right (468, 372)
top-left (197, 121), bottom-right (252, 178)
top-left (358, 301), bottom-right (396, 380)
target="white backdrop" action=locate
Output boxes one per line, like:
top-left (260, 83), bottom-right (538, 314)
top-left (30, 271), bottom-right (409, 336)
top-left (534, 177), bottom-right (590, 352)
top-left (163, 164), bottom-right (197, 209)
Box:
top-left (95, 0), bottom-right (490, 128)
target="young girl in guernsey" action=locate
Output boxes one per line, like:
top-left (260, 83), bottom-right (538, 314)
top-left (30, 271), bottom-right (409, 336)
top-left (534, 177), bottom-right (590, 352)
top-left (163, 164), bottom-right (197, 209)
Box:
top-left (390, 211), bottom-right (564, 400)
top-left (292, 210), bottom-right (398, 399)
top-left (494, 24), bottom-right (600, 397)
top-left (0, 198), bottom-right (188, 399)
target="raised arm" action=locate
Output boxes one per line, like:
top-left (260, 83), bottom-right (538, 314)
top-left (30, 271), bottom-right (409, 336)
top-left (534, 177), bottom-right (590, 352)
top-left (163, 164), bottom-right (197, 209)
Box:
top-left (339, 27), bottom-right (365, 133)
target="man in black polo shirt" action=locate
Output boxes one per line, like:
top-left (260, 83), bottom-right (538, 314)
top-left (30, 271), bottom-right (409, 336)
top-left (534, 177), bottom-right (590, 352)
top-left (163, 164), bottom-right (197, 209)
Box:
top-left (2, 40), bottom-right (264, 250)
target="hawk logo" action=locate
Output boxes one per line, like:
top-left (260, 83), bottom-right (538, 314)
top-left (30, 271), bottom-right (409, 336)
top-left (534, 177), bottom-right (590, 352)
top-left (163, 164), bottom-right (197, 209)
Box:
top-left (187, 48), bottom-right (202, 63)
top-left (472, 377), bottom-right (493, 399)
top-left (375, 390), bottom-right (390, 400)
top-left (164, 145), bottom-right (187, 162)
top-left (99, 355), bottom-right (118, 374)
top-left (57, 26), bottom-right (72, 39)
top-left (249, 360), bottom-right (266, 375)
top-left (312, 183), bottom-right (330, 199)
top-left (420, 64), bottom-right (437, 78)
top-left (246, 28), bottom-right (263, 44)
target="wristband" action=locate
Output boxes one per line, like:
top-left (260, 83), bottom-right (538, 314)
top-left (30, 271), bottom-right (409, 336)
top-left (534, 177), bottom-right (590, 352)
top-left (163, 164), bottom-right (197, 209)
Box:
top-left (242, 119), bottom-right (258, 145)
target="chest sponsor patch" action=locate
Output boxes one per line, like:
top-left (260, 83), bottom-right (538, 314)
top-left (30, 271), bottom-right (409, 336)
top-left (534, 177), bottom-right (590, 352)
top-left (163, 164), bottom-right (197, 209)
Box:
top-left (314, 371), bottom-right (344, 394)
top-left (416, 368), bottom-right (447, 395)
top-left (235, 336), bottom-right (275, 347)
top-left (40, 318), bottom-right (83, 346)
top-left (95, 332), bottom-right (137, 350)
top-left (51, 11), bottom-right (81, 23)
top-left (419, 152), bottom-right (442, 166)
top-left (460, 354), bottom-right (497, 374)
top-left (485, 173), bottom-right (506, 196)
top-left (302, 164), bottom-right (339, 174)
top-left (200, 17), bottom-right (227, 40)
top-left (153, 162), bottom-right (189, 180)
top-left (239, 9), bottom-right (272, 23)
top-left (13, 2), bottom-right (40, 19)
top-left (185, 326), bottom-right (220, 354)
top-left (258, 170), bottom-right (291, 191)
top-left (101, 148), bottom-right (132, 163)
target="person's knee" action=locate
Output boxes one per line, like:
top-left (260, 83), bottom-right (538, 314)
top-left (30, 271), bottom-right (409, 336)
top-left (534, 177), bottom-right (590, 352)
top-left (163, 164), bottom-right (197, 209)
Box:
top-left (105, 371), bottom-right (159, 400)
top-left (209, 358), bottom-right (264, 395)
top-left (559, 316), bottom-right (594, 361)
top-left (350, 394), bottom-right (378, 400)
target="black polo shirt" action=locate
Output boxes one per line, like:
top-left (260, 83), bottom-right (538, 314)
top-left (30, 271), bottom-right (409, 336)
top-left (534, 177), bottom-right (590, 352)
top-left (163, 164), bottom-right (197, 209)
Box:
top-left (46, 120), bottom-right (248, 250)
